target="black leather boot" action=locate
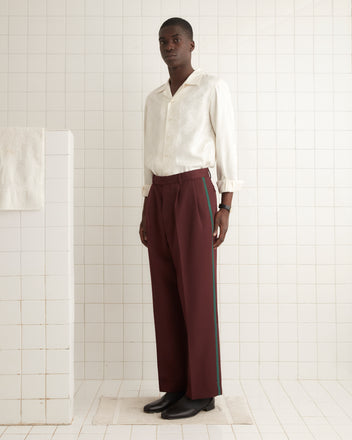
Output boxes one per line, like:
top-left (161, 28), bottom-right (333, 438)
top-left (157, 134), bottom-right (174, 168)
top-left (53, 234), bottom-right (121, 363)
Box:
top-left (161, 395), bottom-right (215, 419)
top-left (143, 391), bottom-right (186, 413)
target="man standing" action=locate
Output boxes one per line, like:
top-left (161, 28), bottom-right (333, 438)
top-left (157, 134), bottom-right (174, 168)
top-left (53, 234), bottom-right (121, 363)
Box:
top-left (139, 17), bottom-right (243, 420)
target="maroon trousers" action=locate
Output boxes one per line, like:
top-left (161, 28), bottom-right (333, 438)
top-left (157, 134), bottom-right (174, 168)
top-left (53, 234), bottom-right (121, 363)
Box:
top-left (145, 167), bottom-right (222, 399)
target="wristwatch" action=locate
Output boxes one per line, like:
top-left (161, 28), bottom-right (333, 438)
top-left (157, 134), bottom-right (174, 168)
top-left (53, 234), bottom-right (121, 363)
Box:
top-left (219, 203), bottom-right (231, 213)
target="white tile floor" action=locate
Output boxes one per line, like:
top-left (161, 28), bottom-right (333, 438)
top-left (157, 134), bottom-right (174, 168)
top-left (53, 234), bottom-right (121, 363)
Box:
top-left (1, 379), bottom-right (352, 439)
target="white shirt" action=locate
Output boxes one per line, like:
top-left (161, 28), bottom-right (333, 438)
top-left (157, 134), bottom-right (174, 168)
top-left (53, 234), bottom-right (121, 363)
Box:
top-left (142, 67), bottom-right (244, 197)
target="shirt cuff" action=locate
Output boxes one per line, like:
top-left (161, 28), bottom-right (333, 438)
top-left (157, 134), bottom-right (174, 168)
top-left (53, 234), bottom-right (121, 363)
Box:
top-left (142, 184), bottom-right (151, 197)
top-left (216, 179), bottom-right (244, 193)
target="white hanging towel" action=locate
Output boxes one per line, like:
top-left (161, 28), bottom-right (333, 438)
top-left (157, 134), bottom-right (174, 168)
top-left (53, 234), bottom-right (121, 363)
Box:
top-left (0, 127), bottom-right (45, 210)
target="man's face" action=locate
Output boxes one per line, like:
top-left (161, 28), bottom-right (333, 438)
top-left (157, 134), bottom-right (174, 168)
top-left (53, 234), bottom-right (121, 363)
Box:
top-left (158, 25), bottom-right (194, 67)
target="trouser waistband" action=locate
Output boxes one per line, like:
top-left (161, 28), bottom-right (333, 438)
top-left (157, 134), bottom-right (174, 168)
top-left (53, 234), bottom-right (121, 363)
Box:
top-left (152, 167), bottom-right (211, 185)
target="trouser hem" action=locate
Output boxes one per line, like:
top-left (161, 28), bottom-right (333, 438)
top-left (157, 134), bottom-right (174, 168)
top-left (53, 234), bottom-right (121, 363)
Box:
top-left (186, 389), bottom-right (222, 400)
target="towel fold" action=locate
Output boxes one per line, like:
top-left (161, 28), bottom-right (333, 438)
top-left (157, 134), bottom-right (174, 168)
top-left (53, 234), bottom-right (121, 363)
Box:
top-left (0, 127), bottom-right (45, 210)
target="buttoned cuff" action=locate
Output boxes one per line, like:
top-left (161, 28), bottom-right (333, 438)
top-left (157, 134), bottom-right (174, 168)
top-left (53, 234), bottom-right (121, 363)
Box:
top-left (216, 179), bottom-right (244, 193)
top-left (142, 184), bottom-right (151, 197)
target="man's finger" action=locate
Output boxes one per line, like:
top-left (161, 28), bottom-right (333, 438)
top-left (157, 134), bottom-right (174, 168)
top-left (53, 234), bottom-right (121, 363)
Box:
top-left (213, 222), bottom-right (227, 248)
top-left (213, 218), bottom-right (219, 236)
top-left (139, 223), bottom-right (148, 246)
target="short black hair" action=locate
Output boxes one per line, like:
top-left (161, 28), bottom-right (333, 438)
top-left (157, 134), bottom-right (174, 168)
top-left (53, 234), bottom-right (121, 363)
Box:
top-left (159, 17), bottom-right (193, 41)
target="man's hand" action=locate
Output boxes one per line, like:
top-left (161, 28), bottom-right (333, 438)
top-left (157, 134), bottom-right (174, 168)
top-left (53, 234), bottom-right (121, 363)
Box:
top-left (212, 191), bottom-right (233, 248)
top-left (139, 196), bottom-right (149, 247)
top-left (139, 219), bottom-right (148, 247)
top-left (212, 208), bottom-right (229, 248)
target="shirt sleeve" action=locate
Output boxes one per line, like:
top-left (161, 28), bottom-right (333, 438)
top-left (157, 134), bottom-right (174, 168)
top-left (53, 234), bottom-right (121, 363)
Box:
top-left (209, 78), bottom-right (244, 194)
top-left (142, 97), bottom-right (152, 197)
top-left (142, 163), bottom-right (152, 197)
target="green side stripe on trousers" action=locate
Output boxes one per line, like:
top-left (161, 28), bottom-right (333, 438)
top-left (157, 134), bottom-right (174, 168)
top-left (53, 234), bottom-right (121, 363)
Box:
top-left (201, 177), bottom-right (221, 395)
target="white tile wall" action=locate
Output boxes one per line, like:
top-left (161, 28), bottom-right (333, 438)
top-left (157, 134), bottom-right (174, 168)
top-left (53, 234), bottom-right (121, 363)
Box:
top-left (0, 0), bottom-right (351, 395)
top-left (0, 129), bottom-right (74, 424)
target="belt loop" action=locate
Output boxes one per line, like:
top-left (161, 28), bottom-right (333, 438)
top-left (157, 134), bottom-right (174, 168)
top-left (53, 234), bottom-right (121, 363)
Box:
top-left (208, 168), bottom-right (211, 178)
top-left (177, 173), bottom-right (181, 184)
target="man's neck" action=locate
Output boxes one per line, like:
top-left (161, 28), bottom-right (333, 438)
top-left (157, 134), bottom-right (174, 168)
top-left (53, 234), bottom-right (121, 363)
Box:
top-left (168, 65), bottom-right (195, 87)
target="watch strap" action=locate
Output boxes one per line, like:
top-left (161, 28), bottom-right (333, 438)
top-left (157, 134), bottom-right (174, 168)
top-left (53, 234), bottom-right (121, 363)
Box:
top-left (219, 203), bottom-right (231, 212)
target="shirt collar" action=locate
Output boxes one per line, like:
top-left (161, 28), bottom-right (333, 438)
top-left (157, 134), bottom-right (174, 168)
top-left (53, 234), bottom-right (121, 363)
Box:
top-left (156, 67), bottom-right (203, 96)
